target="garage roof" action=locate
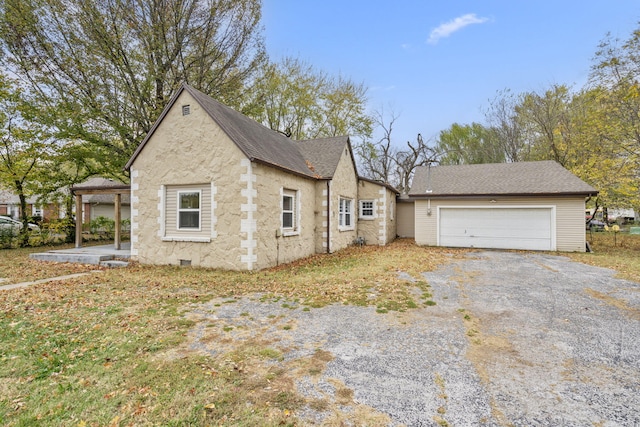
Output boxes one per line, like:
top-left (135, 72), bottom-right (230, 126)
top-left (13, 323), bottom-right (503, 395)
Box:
top-left (409, 161), bottom-right (597, 197)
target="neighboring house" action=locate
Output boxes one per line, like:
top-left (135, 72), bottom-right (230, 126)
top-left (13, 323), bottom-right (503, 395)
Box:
top-left (125, 83), bottom-right (397, 270)
top-left (407, 161), bottom-right (597, 252)
top-left (77, 177), bottom-right (131, 224)
top-left (0, 189), bottom-right (63, 221)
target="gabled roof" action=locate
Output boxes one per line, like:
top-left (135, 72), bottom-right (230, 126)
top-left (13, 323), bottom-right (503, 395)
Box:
top-left (184, 85), bottom-right (317, 178)
top-left (409, 161), bottom-right (597, 197)
top-left (297, 136), bottom-right (351, 179)
top-left (127, 83), bottom-right (334, 179)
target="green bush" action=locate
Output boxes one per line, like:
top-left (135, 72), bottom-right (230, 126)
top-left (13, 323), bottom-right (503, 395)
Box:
top-left (0, 226), bottom-right (17, 249)
top-left (89, 216), bottom-right (116, 237)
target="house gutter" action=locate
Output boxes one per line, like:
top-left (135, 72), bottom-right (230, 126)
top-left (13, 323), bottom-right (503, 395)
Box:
top-left (408, 191), bottom-right (599, 199)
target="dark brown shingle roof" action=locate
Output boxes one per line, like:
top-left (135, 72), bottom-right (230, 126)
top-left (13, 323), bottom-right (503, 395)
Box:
top-left (184, 86), bottom-right (318, 179)
top-left (297, 137), bottom-right (350, 178)
top-left (409, 161), bottom-right (597, 197)
top-left (126, 84), bottom-right (361, 181)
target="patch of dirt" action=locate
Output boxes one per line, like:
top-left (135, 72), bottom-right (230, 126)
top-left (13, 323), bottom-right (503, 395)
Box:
top-left (585, 288), bottom-right (640, 320)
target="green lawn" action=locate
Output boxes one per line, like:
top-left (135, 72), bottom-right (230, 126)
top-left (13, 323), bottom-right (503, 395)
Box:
top-left (1, 236), bottom-right (638, 426)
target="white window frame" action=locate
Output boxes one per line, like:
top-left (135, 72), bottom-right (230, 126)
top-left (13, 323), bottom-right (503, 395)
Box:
top-left (177, 190), bottom-right (202, 231)
top-left (359, 200), bottom-right (375, 220)
top-left (281, 189), bottom-right (300, 236)
top-left (339, 197), bottom-right (354, 230)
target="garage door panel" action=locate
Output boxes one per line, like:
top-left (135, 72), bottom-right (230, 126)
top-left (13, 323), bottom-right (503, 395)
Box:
top-left (439, 207), bottom-right (553, 251)
top-left (439, 234), bottom-right (552, 250)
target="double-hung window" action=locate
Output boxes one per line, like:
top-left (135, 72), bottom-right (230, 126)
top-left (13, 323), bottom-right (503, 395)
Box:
top-left (359, 200), bottom-right (375, 219)
top-left (282, 190), bottom-right (296, 231)
top-left (177, 191), bottom-right (201, 230)
top-left (339, 197), bottom-right (353, 229)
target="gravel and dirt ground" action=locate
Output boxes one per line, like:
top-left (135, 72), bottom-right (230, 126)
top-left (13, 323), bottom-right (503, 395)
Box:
top-left (179, 250), bottom-right (640, 426)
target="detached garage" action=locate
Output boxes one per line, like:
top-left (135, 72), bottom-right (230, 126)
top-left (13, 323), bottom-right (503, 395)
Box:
top-left (409, 161), bottom-right (597, 252)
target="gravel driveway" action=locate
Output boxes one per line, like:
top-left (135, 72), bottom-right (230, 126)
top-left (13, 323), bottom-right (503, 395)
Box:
top-left (184, 251), bottom-right (640, 426)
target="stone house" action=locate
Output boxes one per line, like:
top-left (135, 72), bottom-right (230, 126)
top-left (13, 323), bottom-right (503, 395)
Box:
top-left (125, 83), bottom-right (397, 270)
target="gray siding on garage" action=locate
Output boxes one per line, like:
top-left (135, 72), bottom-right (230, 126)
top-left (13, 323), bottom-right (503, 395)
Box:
top-left (396, 200), bottom-right (415, 238)
top-left (415, 197), bottom-right (586, 252)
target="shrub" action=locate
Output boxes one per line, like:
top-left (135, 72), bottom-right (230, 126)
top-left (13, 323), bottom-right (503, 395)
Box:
top-left (89, 216), bottom-right (116, 237)
top-left (0, 226), bottom-right (17, 249)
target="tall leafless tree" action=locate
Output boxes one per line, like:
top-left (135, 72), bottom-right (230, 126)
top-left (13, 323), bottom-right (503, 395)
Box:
top-left (356, 109), bottom-right (437, 193)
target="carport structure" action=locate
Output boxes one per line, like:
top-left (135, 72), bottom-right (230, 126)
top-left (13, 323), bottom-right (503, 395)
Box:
top-left (70, 181), bottom-right (131, 250)
top-left (408, 161), bottom-right (598, 252)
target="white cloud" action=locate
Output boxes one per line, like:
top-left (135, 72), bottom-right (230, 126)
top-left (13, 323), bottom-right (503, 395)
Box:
top-left (371, 85), bottom-right (396, 92)
top-left (427, 13), bottom-right (489, 44)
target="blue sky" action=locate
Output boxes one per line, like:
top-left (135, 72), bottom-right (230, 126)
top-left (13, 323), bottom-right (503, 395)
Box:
top-left (262, 1), bottom-right (640, 145)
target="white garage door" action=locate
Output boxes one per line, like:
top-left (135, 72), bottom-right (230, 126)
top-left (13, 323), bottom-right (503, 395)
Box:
top-left (439, 207), bottom-right (554, 251)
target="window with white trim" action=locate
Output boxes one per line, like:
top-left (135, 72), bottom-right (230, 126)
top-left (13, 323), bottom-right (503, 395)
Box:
top-left (282, 189), bottom-right (297, 232)
top-left (177, 190), bottom-right (201, 230)
top-left (359, 200), bottom-right (375, 219)
top-left (339, 197), bottom-right (353, 229)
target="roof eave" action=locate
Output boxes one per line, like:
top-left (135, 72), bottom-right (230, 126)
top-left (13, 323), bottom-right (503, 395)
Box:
top-left (71, 184), bottom-right (131, 195)
top-left (408, 191), bottom-right (599, 199)
top-left (250, 158), bottom-right (320, 180)
top-left (357, 176), bottom-right (400, 195)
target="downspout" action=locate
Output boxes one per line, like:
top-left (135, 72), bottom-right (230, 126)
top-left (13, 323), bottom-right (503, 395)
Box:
top-left (326, 180), bottom-right (331, 253)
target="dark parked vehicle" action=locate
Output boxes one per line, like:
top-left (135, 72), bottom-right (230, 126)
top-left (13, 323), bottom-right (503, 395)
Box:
top-left (586, 218), bottom-right (606, 231)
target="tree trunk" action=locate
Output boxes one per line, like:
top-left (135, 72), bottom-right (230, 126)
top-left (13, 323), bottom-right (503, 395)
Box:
top-left (15, 179), bottom-right (29, 247)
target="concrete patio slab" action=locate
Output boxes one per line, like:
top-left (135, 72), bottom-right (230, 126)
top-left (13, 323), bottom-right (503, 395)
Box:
top-left (29, 242), bottom-right (131, 265)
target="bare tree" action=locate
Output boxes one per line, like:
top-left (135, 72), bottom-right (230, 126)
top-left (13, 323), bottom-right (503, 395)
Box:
top-left (354, 109), bottom-right (397, 183)
top-left (392, 133), bottom-right (438, 193)
top-left (355, 109), bottom-right (437, 193)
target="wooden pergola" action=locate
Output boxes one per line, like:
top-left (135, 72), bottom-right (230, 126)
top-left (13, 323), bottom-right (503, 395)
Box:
top-left (70, 183), bottom-right (131, 250)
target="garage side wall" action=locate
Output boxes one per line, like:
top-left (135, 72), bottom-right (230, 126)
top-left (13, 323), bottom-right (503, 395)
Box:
top-left (396, 200), bottom-right (415, 238)
top-left (415, 197), bottom-right (586, 252)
